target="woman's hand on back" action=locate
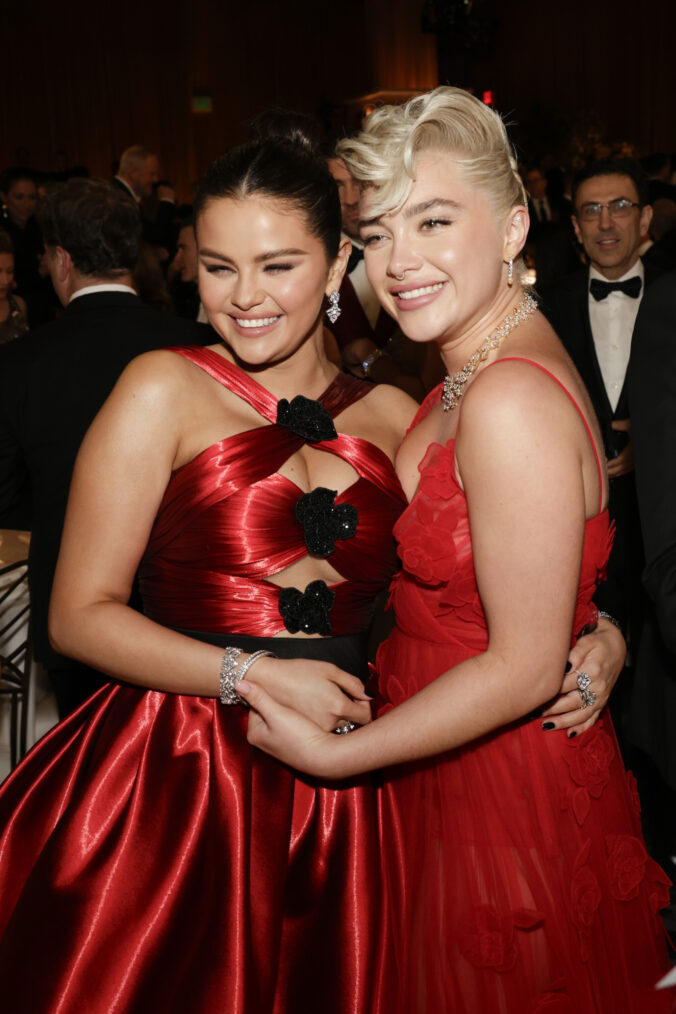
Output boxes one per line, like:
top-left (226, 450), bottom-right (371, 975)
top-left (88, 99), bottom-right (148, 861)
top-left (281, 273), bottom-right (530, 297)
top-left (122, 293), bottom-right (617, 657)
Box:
top-left (539, 616), bottom-right (626, 735)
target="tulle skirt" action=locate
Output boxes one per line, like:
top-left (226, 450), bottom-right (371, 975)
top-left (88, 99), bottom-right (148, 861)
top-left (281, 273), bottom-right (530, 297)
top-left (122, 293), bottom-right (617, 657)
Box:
top-left (375, 626), bottom-right (674, 1014)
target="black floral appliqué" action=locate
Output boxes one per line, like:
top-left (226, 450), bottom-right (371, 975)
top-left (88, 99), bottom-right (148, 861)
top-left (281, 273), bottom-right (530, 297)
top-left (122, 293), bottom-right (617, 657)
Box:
top-left (276, 395), bottom-right (337, 443)
top-left (295, 487), bottom-right (358, 557)
top-left (278, 579), bottom-right (335, 635)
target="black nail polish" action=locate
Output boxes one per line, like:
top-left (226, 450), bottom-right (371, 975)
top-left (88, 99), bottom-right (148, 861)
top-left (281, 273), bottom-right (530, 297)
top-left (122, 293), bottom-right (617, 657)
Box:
top-left (542, 722), bottom-right (556, 731)
top-left (568, 731), bottom-right (577, 738)
top-left (564, 662), bottom-right (572, 674)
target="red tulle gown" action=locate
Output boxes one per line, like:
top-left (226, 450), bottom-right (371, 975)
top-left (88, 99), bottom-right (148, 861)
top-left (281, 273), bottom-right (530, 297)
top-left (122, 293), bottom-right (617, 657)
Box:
top-left (0, 348), bottom-right (407, 1014)
top-left (375, 360), bottom-right (674, 1014)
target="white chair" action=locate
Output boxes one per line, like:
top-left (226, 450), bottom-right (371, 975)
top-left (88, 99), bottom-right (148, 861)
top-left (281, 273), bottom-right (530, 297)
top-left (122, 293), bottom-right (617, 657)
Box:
top-left (0, 556), bottom-right (34, 768)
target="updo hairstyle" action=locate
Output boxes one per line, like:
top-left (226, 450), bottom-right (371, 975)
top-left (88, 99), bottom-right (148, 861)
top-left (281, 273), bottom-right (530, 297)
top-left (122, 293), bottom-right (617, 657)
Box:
top-left (338, 87), bottom-right (527, 223)
top-left (194, 118), bottom-right (342, 263)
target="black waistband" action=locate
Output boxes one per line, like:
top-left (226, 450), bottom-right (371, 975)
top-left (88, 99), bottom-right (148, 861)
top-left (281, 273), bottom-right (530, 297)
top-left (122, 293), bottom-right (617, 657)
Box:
top-left (172, 628), bottom-right (369, 681)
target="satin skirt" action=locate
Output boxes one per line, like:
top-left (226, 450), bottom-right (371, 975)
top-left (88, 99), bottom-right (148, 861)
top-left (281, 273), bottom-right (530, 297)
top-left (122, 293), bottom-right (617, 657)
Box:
top-left (0, 633), bottom-right (383, 1014)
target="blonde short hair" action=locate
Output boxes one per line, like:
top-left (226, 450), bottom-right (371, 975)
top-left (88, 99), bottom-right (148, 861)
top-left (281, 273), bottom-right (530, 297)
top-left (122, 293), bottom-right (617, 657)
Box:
top-left (338, 87), bottom-right (526, 222)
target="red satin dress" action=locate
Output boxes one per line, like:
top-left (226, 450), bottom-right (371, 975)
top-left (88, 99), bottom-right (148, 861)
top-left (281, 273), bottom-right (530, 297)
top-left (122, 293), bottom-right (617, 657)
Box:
top-left (0, 348), bottom-right (407, 1014)
top-left (375, 360), bottom-right (674, 1014)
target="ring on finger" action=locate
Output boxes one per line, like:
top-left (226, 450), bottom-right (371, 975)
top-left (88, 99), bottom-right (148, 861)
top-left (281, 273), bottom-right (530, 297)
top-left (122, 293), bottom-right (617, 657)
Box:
top-left (333, 719), bottom-right (357, 735)
top-left (574, 668), bottom-right (591, 692)
top-left (578, 689), bottom-right (596, 709)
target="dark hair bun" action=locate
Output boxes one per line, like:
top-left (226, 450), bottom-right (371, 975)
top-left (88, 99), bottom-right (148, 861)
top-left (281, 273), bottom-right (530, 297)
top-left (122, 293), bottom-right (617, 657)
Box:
top-left (194, 120), bottom-right (342, 261)
top-left (248, 109), bottom-right (320, 155)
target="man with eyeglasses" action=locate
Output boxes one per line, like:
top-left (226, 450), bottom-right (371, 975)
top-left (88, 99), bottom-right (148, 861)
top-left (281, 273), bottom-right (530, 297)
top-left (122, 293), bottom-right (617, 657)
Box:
top-left (540, 158), bottom-right (663, 717)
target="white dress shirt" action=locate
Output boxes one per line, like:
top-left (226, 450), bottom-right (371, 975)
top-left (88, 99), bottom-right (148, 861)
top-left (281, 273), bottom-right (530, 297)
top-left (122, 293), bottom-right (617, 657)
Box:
top-left (69, 283), bottom-right (137, 304)
top-left (588, 260), bottom-right (644, 411)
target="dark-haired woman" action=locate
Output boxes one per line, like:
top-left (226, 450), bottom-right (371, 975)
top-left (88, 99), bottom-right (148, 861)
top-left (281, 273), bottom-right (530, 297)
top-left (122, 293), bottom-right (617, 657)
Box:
top-left (0, 169), bottom-right (53, 326)
top-left (0, 229), bottom-right (28, 343)
top-left (0, 136), bottom-right (624, 1014)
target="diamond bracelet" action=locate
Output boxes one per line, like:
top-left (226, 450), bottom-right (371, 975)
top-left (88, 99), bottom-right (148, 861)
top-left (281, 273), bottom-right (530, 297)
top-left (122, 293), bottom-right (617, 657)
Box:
top-left (597, 610), bottom-right (622, 632)
top-left (219, 648), bottom-right (276, 705)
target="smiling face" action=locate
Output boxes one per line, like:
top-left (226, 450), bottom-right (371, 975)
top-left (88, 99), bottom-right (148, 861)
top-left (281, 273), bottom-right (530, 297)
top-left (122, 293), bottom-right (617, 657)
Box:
top-left (360, 152), bottom-right (524, 348)
top-left (196, 194), bottom-right (345, 368)
top-left (3, 177), bottom-right (38, 227)
top-left (0, 252), bottom-right (15, 300)
top-left (572, 174), bottom-right (651, 280)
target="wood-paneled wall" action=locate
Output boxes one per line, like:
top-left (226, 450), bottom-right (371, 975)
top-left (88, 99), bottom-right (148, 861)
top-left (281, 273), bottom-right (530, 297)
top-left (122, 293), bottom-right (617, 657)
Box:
top-left (1, 0), bottom-right (674, 202)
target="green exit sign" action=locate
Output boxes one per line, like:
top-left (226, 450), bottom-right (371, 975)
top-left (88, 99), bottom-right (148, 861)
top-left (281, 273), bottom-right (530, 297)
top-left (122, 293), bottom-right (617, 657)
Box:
top-left (192, 95), bottom-right (213, 114)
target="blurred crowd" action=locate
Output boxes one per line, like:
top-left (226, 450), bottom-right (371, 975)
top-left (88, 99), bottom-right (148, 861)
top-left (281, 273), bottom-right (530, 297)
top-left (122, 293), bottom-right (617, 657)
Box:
top-left (2, 140), bottom-right (675, 340)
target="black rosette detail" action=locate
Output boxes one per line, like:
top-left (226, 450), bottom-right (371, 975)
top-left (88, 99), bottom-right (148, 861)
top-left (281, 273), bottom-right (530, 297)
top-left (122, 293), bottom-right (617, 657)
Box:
top-left (277, 395), bottom-right (337, 443)
top-left (278, 579), bottom-right (336, 635)
top-left (295, 487), bottom-right (358, 557)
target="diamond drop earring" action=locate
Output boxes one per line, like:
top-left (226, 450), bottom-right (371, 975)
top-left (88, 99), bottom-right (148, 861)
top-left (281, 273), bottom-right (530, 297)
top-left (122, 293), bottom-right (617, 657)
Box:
top-left (507, 259), bottom-right (514, 287)
top-left (326, 291), bottom-right (341, 324)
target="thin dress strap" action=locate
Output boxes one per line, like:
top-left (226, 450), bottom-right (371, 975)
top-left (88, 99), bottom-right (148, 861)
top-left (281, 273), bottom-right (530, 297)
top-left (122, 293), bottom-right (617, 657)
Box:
top-left (488, 357), bottom-right (605, 514)
top-left (166, 345), bottom-right (370, 423)
top-left (158, 345), bottom-right (404, 504)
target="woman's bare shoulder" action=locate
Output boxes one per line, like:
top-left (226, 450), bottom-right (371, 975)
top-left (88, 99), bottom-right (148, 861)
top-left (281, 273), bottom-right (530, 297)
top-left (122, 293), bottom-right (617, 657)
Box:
top-left (110, 346), bottom-right (209, 403)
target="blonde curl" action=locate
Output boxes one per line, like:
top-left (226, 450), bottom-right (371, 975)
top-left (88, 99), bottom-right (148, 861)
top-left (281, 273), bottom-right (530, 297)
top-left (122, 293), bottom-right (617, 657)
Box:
top-left (338, 87), bottom-right (526, 224)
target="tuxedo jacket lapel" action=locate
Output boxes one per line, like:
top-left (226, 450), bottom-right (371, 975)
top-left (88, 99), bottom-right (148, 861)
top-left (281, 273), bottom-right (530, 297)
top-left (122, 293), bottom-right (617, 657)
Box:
top-left (572, 277), bottom-right (615, 423)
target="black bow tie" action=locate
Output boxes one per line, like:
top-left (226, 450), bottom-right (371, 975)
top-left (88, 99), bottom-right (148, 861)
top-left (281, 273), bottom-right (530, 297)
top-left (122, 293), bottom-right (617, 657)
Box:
top-left (347, 245), bottom-right (364, 273)
top-left (590, 276), bottom-right (642, 301)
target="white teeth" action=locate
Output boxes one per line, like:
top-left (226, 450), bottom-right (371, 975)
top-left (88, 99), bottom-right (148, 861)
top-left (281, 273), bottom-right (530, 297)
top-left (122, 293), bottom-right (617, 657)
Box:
top-left (235, 316), bottom-right (280, 327)
top-left (396, 283), bottom-right (443, 300)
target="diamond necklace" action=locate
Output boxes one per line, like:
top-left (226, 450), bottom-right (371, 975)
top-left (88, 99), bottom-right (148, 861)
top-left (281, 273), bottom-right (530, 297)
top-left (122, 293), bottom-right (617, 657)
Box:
top-left (441, 291), bottom-right (538, 412)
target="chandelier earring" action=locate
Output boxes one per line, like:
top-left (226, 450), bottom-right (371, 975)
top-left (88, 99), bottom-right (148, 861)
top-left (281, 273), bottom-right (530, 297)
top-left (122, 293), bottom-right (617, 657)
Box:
top-left (326, 291), bottom-right (341, 324)
top-left (507, 259), bottom-right (514, 287)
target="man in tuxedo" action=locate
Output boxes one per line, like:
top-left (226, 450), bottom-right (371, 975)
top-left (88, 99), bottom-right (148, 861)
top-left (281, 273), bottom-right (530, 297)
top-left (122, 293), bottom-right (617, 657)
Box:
top-left (524, 164), bottom-right (579, 284)
top-left (539, 159), bottom-right (659, 653)
top-left (169, 215), bottom-right (207, 322)
top-left (525, 165), bottom-right (556, 229)
top-left (0, 178), bottom-right (211, 717)
top-left (627, 271), bottom-right (676, 882)
top-left (325, 147), bottom-right (442, 399)
top-left (112, 145), bottom-right (160, 202)
top-left (112, 145), bottom-right (177, 260)
top-left (325, 151), bottom-right (396, 351)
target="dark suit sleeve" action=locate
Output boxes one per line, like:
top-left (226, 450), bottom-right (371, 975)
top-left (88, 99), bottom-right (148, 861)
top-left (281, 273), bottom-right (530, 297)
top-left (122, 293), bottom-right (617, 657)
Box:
top-left (0, 414), bottom-right (23, 516)
top-left (628, 271), bottom-right (676, 652)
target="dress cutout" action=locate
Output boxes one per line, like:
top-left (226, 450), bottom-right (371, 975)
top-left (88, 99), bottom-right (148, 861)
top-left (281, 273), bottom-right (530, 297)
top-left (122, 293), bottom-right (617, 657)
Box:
top-left (0, 347), bottom-right (407, 1014)
top-left (375, 362), bottom-right (672, 1013)
top-left (140, 347), bottom-right (405, 635)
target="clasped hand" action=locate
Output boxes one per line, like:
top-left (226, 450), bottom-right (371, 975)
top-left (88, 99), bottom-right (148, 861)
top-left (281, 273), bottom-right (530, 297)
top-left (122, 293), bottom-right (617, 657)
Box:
top-left (240, 618), bottom-right (626, 778)
top-left (245, 656), bottom-right (372, 733)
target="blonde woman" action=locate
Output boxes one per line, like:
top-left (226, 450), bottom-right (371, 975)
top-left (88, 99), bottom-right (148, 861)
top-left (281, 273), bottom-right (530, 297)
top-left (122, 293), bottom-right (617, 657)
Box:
top-left (242, 90), bottom-right (673, 1012)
